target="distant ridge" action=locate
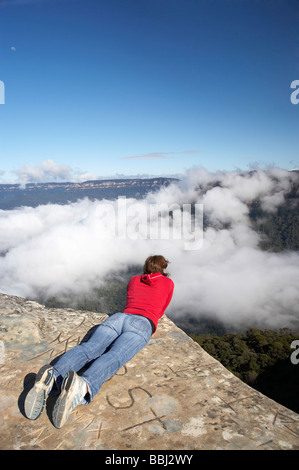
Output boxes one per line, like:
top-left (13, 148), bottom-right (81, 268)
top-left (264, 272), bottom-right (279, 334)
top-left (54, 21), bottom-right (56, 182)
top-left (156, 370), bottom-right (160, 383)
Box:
top-left (0, 177), bottom-right (179, 210)
top-left (0, 176), bottom-right (178, 189)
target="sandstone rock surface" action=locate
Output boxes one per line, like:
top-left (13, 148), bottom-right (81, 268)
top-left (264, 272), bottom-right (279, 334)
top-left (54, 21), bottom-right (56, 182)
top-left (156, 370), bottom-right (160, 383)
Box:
top-left (0, 293), bottom-right (298, 450)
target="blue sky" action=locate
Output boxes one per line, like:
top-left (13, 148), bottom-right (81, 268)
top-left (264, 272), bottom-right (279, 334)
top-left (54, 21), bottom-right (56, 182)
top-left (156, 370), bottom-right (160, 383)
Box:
top-left (0, 0), bottom-right (298, 183)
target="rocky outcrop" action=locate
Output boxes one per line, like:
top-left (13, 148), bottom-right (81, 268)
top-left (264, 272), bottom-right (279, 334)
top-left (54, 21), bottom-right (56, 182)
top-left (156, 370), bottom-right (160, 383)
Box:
top-left (0, 293), bottom-right (298, 450)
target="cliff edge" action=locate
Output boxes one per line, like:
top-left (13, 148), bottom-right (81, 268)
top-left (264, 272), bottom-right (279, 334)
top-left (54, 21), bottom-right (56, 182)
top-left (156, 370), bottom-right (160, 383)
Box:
top-left (0, 293), bottom-right (298, 450)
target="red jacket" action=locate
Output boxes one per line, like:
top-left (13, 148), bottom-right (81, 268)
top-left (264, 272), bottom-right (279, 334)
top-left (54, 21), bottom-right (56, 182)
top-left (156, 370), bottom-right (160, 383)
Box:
top-left (124, 273), bottom-right (174, 332)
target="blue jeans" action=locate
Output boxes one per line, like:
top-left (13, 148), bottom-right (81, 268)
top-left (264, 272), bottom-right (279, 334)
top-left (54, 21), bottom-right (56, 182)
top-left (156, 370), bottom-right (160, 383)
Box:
top-left (52, 312), bottom-right (152, 404)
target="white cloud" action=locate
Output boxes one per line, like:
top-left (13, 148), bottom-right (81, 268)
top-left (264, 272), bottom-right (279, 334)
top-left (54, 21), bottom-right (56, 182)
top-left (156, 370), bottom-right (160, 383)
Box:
top-left (15, 159), bottom-right (72, 186)
top-left (0, 166), bottom-right (298, 331)
top-left (14, 159), bottom-right (103, 186)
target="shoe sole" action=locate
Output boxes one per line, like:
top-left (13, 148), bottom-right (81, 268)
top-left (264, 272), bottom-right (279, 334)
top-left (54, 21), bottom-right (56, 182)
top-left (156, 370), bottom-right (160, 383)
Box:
top-left (52, 370), bottom-right (76, 429)
top-left (24, 365), bottom-right (54, 420)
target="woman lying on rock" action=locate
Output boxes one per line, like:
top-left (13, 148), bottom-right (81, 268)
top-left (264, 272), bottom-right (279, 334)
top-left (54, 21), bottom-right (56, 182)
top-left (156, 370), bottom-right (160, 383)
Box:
top-left (24, 255), bottom-right (174, 429)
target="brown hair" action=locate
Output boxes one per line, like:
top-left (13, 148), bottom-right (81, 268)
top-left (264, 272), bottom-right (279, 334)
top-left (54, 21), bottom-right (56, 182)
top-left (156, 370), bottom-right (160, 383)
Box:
top-left (143, 255), bottom-right (170, 277)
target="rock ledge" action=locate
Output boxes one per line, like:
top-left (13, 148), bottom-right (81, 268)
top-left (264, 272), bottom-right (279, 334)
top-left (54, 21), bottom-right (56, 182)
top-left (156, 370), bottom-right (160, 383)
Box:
top-left (0, 293), bottom-right (298, 450)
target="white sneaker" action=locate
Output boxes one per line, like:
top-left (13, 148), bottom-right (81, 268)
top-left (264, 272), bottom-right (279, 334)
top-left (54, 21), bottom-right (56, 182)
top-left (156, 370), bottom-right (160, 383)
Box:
top-left (24, 364), bottom-right (54, 420)
top-left (52, 370), bottom-right (87, 429)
